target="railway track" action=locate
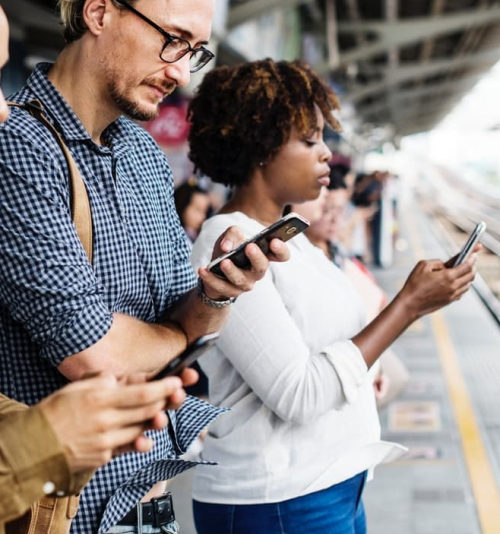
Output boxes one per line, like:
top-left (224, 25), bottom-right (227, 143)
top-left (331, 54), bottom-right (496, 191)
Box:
top-left (416, 164), bottom-right (500, 324)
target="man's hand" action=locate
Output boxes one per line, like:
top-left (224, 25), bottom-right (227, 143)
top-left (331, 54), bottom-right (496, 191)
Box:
top-left (37, 371), bottom-right (191, 473)
top-left (199, 225), bottom-right (290, 301)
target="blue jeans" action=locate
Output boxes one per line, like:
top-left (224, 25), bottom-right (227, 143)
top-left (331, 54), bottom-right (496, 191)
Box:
top-left (193, 471), bottom-right (367, 534)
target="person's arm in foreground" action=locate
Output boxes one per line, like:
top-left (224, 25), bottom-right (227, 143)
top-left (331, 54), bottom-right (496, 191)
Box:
top-left (58, 229), bottom-right (289, 380)
top-left (190, 216), bottom-right (479, 421)
top-left (0, 127), bottom-right (289, 382)
top-left (0, 370), bottom-right (194, 523)
top-left (353, 250), bottom-right (479, 368)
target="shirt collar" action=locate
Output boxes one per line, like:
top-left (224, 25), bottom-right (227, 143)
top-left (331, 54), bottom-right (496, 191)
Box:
top-left (27, 63), bottom-right (133, 152)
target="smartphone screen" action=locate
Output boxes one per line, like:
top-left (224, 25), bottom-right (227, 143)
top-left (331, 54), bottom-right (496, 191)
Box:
top-left (152, 332), bottom-right (219, 380)
top-left (453, 221), bottom-right (486, 267)
top-left (208, 212), bottom-right (309, 278)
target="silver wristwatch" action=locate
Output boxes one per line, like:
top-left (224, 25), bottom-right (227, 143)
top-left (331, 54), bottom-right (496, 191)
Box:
top-left (196, 278), bottom-right (237, 308)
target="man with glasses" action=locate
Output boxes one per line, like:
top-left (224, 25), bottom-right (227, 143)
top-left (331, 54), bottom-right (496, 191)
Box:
top-left (0, 1), bottom-right (289, 533)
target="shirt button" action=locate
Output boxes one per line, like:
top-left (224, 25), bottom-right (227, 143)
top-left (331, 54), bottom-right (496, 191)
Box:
top-left (43, 481), bottom-right (56, 494)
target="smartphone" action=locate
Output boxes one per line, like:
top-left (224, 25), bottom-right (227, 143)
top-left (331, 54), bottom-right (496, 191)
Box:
top-left (452, 221), bottom-right (486, 267)
top-left (207, 212), bottom-right (310, 278)
top-left (152, 332), bottom-right (219, 380)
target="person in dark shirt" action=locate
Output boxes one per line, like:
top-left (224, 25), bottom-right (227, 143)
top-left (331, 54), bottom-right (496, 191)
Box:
top-left (0, 6), bottom-right (195, 532)
top-left (0, 1), bottom-right (290, 532)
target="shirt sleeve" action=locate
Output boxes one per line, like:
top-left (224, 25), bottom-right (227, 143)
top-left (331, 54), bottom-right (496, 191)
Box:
top-left (0, 124), bottom-right (113, 366)
top-left (163, 183), bottom-right (197, 308)
top-left (0, 399), bottom-right (91, 524)
top-left (191, 218), bottom-right (368, 425)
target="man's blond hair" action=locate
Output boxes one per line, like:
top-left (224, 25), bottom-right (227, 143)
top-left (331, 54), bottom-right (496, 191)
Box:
top-left (58, 0), bottom-right (138, 43)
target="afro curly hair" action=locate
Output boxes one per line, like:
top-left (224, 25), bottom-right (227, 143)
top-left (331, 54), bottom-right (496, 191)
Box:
top-left (188, 58), bottom-right (341, 188)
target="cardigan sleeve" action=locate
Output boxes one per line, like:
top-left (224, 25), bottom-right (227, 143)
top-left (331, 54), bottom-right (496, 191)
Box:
top-left (191, 215), bottom-right (369, 425)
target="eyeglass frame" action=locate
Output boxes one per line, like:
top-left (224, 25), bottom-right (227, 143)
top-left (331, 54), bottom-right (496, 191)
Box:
top-left (113, 0), bottom-right (215, 73)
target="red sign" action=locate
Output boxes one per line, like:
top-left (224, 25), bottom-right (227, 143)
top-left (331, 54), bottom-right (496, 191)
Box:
top-left (143, 103), bottom-right (190, 146)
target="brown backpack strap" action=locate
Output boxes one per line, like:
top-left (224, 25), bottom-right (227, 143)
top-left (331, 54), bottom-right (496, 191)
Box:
top-left (7, 100), bottom-right (93, 264)
top-left (5, 494), bottom-right (80, 534)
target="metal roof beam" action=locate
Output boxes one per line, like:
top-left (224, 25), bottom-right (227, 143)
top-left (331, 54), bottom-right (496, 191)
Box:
top-left (365, 105), bottom-right (446, 127)
top-left (384, 0), bottom-right (399, 134)
top-left (397, 104), bottom-right (452, 128)
top-left (390, 104), bottom-right (452, 126)
top-left (337, 6), bottom-right (500, 39)
top-left (357, 74), bottom-right (481, 118)
top-left (316, 5), bottom-right (500, 71)
top-left (326, 0), bottom-right (340, 70)
top-left (420, 0), bottom-right (448, 61)
top-left (395, 113), bottom-right (443, 132)
top-left (398, 120), bottom-right (439, 135)
top-left (345, 45), bottom-right (500, 102)
top-left (227, 0), bottom-right (313, 29)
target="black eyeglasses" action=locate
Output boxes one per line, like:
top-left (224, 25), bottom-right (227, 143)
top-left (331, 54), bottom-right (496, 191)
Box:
top-left (114, 0), bottom-right (215, 73)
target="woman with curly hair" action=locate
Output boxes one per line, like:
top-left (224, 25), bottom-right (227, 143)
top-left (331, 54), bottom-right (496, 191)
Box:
top-left (188, 58), bottom-right (478, 534)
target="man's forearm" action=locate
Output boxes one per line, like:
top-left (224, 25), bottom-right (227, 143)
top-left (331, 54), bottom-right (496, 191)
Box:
top-left (58, 313), bottom-right (188, 381)
top-left (166, 285), bottom-right (231, 345)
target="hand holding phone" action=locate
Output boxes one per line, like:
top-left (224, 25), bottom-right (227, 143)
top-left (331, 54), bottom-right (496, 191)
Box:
top-left (152, 332), bottom-right (219, 380)
top-left (450, 221), bottom-right (486, 267)
top-left (207, 213), bottom-right (309, 278)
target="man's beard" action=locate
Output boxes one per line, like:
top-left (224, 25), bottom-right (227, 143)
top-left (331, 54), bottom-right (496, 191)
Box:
top-left (108, 80), bottom-right (174, 122)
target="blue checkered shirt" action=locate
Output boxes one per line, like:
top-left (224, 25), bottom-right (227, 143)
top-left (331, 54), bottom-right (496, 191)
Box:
top-left (0, 63), bottom-right (225, 533)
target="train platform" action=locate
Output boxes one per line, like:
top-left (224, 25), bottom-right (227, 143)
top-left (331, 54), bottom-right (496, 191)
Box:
top-left (363, 202), bottom-right (500, 534)
top-left (168, 200), bottom-right (500, 534)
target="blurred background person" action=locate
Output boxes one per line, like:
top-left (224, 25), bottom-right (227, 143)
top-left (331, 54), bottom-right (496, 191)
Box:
top-left (331, 167), bottom-right (378, 264)
top-left (294, 175), bottom-right (410, 410)
top-left (174, 179), bottom-right (213, 243)
top-left (174, 179), bottom-right (212, 410)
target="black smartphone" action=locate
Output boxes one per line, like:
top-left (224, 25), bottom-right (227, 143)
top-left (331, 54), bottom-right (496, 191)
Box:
top-left (452, 221), bottom-right (486, 267)
top-left (207, 212), bottom-right (310, 278)
top-left (152, 332), bottom-right (219, 380)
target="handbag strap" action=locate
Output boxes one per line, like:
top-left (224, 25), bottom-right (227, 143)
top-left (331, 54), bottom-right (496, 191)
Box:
top-left (6, 100), bottom-right (93, 264)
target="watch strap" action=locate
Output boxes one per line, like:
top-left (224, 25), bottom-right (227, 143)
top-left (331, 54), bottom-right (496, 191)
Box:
top-left (196, 278), bottom-right (237, 308)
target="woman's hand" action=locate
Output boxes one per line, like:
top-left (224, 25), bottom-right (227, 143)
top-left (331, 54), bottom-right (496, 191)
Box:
top-left (352, 244), bottom-right (480, 369)
top-left (398, 246), bottom-right (480, 320)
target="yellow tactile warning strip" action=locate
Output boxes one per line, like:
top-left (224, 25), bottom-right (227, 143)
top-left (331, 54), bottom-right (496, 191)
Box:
top-left (432, 313), bottom-right (500, 533)
top-left (408, 209), bottom-right (500, 534)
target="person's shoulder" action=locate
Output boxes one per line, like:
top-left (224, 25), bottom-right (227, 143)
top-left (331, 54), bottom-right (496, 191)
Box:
top-left (0, 108), bottom-right (63, 175)
top-left (113, 118), bottom-right (172, 178)
top-left (1, 92), bottom-right (60, 151)
top-left (201, 212), bottom-right (261, 238)
top-left (115, 117), bottom-right (162, 152)
top-left (0, 91), bottom-right (68, 197)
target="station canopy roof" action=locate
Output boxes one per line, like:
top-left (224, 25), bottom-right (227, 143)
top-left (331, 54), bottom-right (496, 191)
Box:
top-left (5, 0), bottom-right (500, 138)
